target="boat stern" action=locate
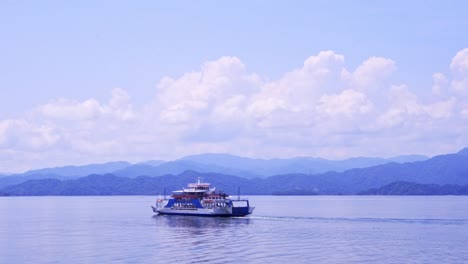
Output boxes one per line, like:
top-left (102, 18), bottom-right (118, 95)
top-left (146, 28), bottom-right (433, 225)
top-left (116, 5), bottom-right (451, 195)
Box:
top-left (231, 199), bottom-right (254, 216)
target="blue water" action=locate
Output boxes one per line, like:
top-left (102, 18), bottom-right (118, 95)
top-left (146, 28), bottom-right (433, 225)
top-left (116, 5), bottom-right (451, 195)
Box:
top-left (1, 196), bottom-right (468, 263)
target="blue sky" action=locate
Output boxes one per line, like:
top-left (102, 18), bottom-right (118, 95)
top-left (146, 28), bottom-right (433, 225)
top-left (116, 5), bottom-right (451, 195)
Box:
top-left (1, 1), bottom-right (468, 172)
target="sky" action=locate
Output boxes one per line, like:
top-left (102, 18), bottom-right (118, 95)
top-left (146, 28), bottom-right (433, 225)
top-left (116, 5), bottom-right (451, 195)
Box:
top-left (1, 1), bottom-right (468, 172)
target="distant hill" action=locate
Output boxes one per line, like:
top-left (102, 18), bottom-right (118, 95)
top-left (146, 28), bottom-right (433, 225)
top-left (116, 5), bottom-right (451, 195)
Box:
top-left (1, 152), bottom-right (431, 186)
top-left (112, 159), bottom-right (257, 178)
top-left (458, 147), bottom-right (468, 157)
top-left (135, 160), bottom-right (166, 166)
top-left (23, 161), bottom-right (132, 177)
top-left (0, 172), bottom-right (252, 196)
top-left (9, 149), bottom-right (468, 196)
top-left (1, 151), bottom-right (468, 196)
top-left (111, 152), bottom-right (429, 179)
top-left (387, 155), bottom-right (429, 163)
top-left (112, 164), bottom-right (164, 177)
top-left (359, 181), bottom-right (468, 195)
top-left (0, 161), bottom-right (132, 188)
top-left (298, 153), bottom-right (468, 194)
top-left (180, 153), bottom-right (428, 177)
top-left (0, 174), bottom-right (73, 189)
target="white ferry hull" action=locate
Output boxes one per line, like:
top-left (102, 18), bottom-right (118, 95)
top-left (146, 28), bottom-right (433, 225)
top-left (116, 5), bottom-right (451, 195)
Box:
top-left (151, 178), bottom-right (254, 217)
top-left (151, 202), bottom-right (254, 217)
top-left (152, 206), bottom-right (235, 216)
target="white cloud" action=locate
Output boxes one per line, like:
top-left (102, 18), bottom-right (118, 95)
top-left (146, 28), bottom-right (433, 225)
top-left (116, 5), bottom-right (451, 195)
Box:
top-left (0, 89), bottom-right (138, 172)
top-left (211, 95), bottom-right (247, 122)
top-left (38, 98), bottom-right (104, 120)
top-left (0, 120), bottom-right (9, 145)
top-left (451, 79), bottom-right (468, 95)
top-left (258, 51), bottom-right (346, 103)
top-left (450, 48), bottom-right (468, 95)
top-left (2, 48), bottom-right (468, 171)
top-left (425, 97), bottom-right (456, 119)
top-left (461, 107), bottom-right (468, 119)
top-left (376, 85), bottom-right (456, 129)
top-left (317, 89), bottom-right (373, 117)
top-left (37, 88), bottom-right (134, 121)
top-left (432, 72), bottom-right (448, 95)
top-left (349, 56), bottom-right (396, 90)
top-left (108, 88), bottom-right (135, 121)
top-left (450, 48), bottom-right (468, 75)
top-left (0, 119), bottom-right (59, 151)
top-left (247, 97), bottom-right (288, 119)
top-left (246, 51), bottom-right (347, 129)
top-left (156, 56), bottom-right (261, 124)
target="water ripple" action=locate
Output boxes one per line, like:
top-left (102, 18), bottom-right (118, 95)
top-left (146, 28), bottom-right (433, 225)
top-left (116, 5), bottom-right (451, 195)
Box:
top-left (250, 215), bottom-right (468, 225)
top-left (2, 196), bottom-right (468, 263)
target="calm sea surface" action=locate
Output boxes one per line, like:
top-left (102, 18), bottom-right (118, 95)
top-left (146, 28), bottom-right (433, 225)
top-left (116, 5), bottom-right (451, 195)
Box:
top-left (1, 196), bottom-right (468, 263)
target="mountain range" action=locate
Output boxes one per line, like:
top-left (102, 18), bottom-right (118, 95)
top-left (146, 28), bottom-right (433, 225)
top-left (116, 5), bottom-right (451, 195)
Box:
top-left (358, 181), bottom-right (468, 195)
top-left (1, 152), bottom-right (428, 181)
top-left (1, 148), bottom-right (467, 195)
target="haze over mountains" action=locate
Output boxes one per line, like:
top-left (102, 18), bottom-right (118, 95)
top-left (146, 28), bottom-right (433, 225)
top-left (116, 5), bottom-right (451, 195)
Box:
top-left (1, 148), bottom-right (468, 195)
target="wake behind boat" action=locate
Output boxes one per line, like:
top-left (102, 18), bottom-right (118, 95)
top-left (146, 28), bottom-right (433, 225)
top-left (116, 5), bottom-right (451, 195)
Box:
top-left (151, 178), bottom-right (254, 217)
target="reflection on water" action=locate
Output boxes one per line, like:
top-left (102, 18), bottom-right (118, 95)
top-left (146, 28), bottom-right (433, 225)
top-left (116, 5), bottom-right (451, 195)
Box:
top-left (152, 214), bottom-right (251, 230)
top-left (152, 215), bottom-right (252, 240)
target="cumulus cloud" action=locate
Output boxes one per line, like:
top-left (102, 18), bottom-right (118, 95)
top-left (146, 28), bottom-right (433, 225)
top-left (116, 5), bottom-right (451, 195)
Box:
top-left (0, 119), bottom-right (59, 150)
top-left (2, 48), bottom-right (468, 171)
top-left (156, 56), bottom-right (260, 124)
top-left (317, 89), bottom-right (373, 117)
top-left (461, 106), bottom-right (468, 119)
top-left (450, 48), bottom-right (468, 75)
top-left (450, 48), bottom-right (468, 95)
top-left (377, 85), bottom-right (456, 129)
top-left (252, 51), bottom-right (346, 114)
top-left (149, 51), bottom-right (462, 160)
top-left (348, 57), bottom-right (396, 90)
top-left (38, 98), bottom-right (103, 120)
top-left (245, 51), bottom-right (350, 131)
top-left (0, 89), bottom-right (140, 171)
top-left (432, 72), bottom-right (448, 95)
top-left (37, 88), bottom-right (134, 121)
top-left (425, 98), bottom-right (457, 119)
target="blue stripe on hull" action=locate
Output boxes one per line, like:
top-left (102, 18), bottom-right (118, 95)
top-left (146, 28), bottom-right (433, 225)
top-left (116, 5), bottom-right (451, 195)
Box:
top-left (232, 207), bottom-right (250, 216)
top-left (156, 209), bottom-right (252, 217)
top-left (157, 211), bottom-right (235, 217)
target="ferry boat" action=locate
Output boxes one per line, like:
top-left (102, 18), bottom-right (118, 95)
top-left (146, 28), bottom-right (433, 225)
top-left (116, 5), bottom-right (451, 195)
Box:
top-left (151, 178), bottom-right (254, 217)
